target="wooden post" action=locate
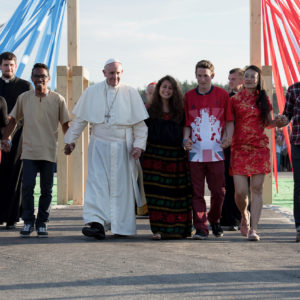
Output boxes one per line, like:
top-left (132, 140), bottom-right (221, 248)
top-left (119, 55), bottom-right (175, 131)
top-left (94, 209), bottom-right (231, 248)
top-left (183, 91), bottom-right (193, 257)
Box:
top-left (71, 66), bottom-right (89, 205)
top-left (67, 0), bottom-right (79, 202)
top-left (250, 0), bottom-right (272, 204)
top-left (83, 77), bottom-right (89, 184)
top-left (250, 0), bottom-right (262, 68)
top-left (57, 66), bottom-right (70, 205)
top-left (67, 0), bottom-right (79, 67)
top-left (57, 0), bottom-right (88, 205)
top-left (262, 66), bottom-right (273, 204)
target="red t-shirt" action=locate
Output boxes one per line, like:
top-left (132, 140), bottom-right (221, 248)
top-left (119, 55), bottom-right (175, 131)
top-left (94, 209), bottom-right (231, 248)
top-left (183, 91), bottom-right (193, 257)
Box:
top-left (184, 86), bottom-right (233, 162)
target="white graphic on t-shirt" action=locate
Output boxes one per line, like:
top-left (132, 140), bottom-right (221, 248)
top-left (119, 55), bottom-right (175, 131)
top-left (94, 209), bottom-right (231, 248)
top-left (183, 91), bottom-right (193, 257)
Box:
top-left (189, 108), bottom-right (223, 162)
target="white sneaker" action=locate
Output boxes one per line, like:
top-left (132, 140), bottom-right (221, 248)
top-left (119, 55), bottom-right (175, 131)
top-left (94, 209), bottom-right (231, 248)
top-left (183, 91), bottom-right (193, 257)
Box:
top-left (20, 224), bottom-right (34, 237)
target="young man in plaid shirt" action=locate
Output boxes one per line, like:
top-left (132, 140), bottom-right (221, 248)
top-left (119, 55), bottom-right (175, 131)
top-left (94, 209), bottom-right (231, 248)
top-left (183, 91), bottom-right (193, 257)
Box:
top-left (278, 81), bottom-right (300, 242)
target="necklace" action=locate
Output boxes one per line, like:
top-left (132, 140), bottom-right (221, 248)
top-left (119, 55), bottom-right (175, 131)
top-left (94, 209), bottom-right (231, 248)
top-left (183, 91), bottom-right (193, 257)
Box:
top-left (104, 84), bottom-right (119, 122)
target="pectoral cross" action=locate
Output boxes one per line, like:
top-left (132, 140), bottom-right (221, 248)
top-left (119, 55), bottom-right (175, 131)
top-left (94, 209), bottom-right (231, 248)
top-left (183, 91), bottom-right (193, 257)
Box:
top-left (105, 113), bottom-right (111, 121)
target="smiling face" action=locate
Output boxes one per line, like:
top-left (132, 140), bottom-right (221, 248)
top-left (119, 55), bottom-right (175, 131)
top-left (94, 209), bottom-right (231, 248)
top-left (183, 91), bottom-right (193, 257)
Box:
top-left (196, 68), bottom-right (214, 93)
top-left (103, 62), bottom-right (123, 87)
top-left (243, 69), bottom-right (259, 91)
top-left (159, 80), bottom-right (173, 101)
top-left (31, 67), bottom-right (50, 93)
top-left (0, 59), bottom-right (17, 79)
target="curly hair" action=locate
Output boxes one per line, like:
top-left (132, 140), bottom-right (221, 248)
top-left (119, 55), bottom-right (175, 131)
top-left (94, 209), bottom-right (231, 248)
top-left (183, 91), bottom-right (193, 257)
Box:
top-left (148, 75), bottom-right (184, 124)
top-left (31, 63), bottom-right (49, 77)
top-left (244, 65), bottom-right (269, 125)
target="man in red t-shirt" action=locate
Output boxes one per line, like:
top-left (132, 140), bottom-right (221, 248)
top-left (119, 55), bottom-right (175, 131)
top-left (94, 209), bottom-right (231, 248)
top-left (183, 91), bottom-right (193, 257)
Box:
top-left (183, 60), bottom-right (234, 239)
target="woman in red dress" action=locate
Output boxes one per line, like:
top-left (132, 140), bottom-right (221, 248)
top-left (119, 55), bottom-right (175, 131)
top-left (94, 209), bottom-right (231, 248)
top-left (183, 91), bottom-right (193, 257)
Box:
top-left (231, 65), bottom-right (278, 241)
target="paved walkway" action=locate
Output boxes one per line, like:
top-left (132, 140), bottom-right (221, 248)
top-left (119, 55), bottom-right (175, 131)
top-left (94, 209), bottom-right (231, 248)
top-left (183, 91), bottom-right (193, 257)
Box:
top-left (0, 203), bottom-right (299, 300)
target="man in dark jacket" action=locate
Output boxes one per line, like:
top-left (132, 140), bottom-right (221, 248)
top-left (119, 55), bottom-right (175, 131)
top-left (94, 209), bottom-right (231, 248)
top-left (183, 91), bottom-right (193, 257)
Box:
top-left (0, 52), bottom-right (32, 229)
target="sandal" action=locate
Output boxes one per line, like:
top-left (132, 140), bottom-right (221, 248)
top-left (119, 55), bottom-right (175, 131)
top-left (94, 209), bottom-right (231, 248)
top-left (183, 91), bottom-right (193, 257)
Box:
top-left (248, 229), bottom-right (260, 241)
top-left (152, 233), bottom-right (161, 240)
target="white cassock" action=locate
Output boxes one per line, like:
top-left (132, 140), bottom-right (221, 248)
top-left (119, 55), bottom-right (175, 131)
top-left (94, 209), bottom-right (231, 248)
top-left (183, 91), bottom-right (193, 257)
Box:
top-left (64, 80), bottom-right (148, 235)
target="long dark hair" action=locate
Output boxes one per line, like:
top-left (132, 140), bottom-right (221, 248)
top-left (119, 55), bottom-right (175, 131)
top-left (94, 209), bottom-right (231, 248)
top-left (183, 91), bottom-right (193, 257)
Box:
top-left (245, 65), bottom-right (269, 125)
top-left (148, 75), bottom-right (184, 124)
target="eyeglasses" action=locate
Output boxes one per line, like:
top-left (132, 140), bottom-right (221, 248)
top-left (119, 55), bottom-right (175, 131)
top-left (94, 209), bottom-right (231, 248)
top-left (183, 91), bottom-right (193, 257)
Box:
top-left (32, 74), bottom-right (48, 79)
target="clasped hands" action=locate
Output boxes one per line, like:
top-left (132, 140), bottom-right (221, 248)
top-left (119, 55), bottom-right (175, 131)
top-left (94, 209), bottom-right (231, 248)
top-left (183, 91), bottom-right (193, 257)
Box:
top-left (220, 136), bottom-right (232, 149)
top-left (183, 138), bottom-right (193, 151)
top-left (64, 143), bottom-right (143, 160)
top-left (183, 137), bottom-right (232, 151)
top-left (274, 114), bottom-right (289, 128)
top-left (0, 139), bottom-right (11, 152)
top-left (132, 147), bottom-right (143, 160)
top-left (64, 143), bottom-right (75, 155)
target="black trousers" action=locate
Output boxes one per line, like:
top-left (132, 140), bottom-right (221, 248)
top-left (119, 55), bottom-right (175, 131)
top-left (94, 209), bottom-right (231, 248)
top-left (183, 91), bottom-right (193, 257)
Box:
top-left (220, 147), bottom-right (241, 226)
top-left (21, 159), bottom-right (55, 227)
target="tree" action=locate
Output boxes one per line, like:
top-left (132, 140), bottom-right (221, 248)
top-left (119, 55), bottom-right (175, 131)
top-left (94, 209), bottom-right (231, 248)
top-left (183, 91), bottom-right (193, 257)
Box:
top-left (138, 79), bottom-right (230, 101)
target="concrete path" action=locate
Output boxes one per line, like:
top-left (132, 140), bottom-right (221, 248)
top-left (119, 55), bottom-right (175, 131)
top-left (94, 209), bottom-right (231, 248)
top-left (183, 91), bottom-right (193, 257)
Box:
top-left (0, 204), bottom-right (299, 300)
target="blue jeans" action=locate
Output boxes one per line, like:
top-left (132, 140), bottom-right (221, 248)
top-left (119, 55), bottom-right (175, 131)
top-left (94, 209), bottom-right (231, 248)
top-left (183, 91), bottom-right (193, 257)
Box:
top-left (292, 145), bottom-right (300, 229)
top-left (276, 152), bottom-right (281, 171)
top-left (22, 160), bottom-right (55, 227)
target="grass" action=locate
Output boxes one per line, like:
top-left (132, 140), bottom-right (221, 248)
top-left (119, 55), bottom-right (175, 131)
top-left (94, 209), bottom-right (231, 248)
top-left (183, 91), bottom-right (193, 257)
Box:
top-left (34, 176), bottom-right (294, 212)
top-left (272, 177), bottom-right (293, 211)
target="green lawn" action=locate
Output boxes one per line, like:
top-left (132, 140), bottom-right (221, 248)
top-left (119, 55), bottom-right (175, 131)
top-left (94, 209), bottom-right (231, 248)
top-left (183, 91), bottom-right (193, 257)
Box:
top-left (272, 177), bottom-right (293, 211)
top-left (34, 176), bottom-right (294, 211)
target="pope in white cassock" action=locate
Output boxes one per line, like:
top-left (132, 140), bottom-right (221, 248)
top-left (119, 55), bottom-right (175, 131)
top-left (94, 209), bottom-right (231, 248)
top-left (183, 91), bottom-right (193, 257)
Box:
top-left (64, 59), bottom-right (148, 239)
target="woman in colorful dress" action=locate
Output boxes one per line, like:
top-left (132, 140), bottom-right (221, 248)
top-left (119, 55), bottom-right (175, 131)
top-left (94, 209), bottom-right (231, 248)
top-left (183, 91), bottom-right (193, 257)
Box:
top-left (142, 75), bottom-right (192, 240)
top-left (231, 65), bottom-right (278, 241)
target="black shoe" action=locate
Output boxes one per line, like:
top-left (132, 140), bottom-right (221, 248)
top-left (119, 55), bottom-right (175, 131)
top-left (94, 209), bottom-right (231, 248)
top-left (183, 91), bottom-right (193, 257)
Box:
top-left (82, 222), bottom-right (105, 240)
top-left (211, 223), bottom-right (224, 237)
top-left (36, 225), bottom-right (48, 238)
top-left (5, 222), bottom-right (16, 230)
top-left (20, 224), bottom-right (34, 237)
top-left (192, 229), bottom-right (208, 240)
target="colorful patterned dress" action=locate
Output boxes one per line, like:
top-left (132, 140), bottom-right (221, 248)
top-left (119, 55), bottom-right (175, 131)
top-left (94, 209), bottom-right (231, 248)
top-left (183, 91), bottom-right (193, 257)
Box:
top-left (231, 89), bottom-right (272, 175)
top-left (142, 114), bottom-right (192, 238)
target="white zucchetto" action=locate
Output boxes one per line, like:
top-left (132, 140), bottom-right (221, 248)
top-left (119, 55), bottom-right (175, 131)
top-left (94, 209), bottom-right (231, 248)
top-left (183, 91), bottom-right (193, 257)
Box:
top-left (104, 58), bottom-right (122, 68)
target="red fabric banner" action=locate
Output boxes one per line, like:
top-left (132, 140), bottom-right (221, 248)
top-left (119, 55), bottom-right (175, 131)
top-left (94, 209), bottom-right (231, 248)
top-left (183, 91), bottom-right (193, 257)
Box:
top-left (262, 0), bottom-right (300, 191)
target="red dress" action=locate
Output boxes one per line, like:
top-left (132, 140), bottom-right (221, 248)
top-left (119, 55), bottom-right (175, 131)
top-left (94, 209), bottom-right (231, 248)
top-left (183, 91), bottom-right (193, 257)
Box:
top-left (231, 89), bottom-right (272, 175)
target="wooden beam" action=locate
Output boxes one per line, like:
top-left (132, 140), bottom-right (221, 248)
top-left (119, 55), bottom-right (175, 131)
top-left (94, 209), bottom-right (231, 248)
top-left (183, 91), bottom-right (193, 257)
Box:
top-left (83, 77), bottom-right (89, 184)
top-left (67, 0), bottom-right (79, 67)
top-left (262, 65), bottom-right (273, 204)
top-left (250, 0), bottom-right (262, 67)
top-left (66, 0), bottom-right (79, 202)
top-left (71, 66), bottom-right (89, 205)
top-left (57, 66), bottom-right (70, 205)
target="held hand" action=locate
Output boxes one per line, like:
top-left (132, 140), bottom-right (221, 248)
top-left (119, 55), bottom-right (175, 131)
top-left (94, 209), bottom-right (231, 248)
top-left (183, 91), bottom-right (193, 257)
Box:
top-left (132, 147), bottom-right (142, 160)
top-left (1, 139), bottom-right (12, 152)
top-left (183, 138), bottom-right (193, 151)
top-left (221, 136), bottom-right (232, 149)
top-left (275, 114), bottom-right (289, 128)
top-left (64, 143), bottom-right (75, 155)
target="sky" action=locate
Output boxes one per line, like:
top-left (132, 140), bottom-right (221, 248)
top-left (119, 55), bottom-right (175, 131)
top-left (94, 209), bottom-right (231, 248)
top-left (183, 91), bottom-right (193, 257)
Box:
top-left (0, 0), bottom-right (252, 89)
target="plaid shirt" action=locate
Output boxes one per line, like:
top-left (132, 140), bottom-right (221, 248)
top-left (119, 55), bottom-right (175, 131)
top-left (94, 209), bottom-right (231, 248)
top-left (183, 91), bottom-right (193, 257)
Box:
top-left (283, 82), bottom-right (300, 145)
